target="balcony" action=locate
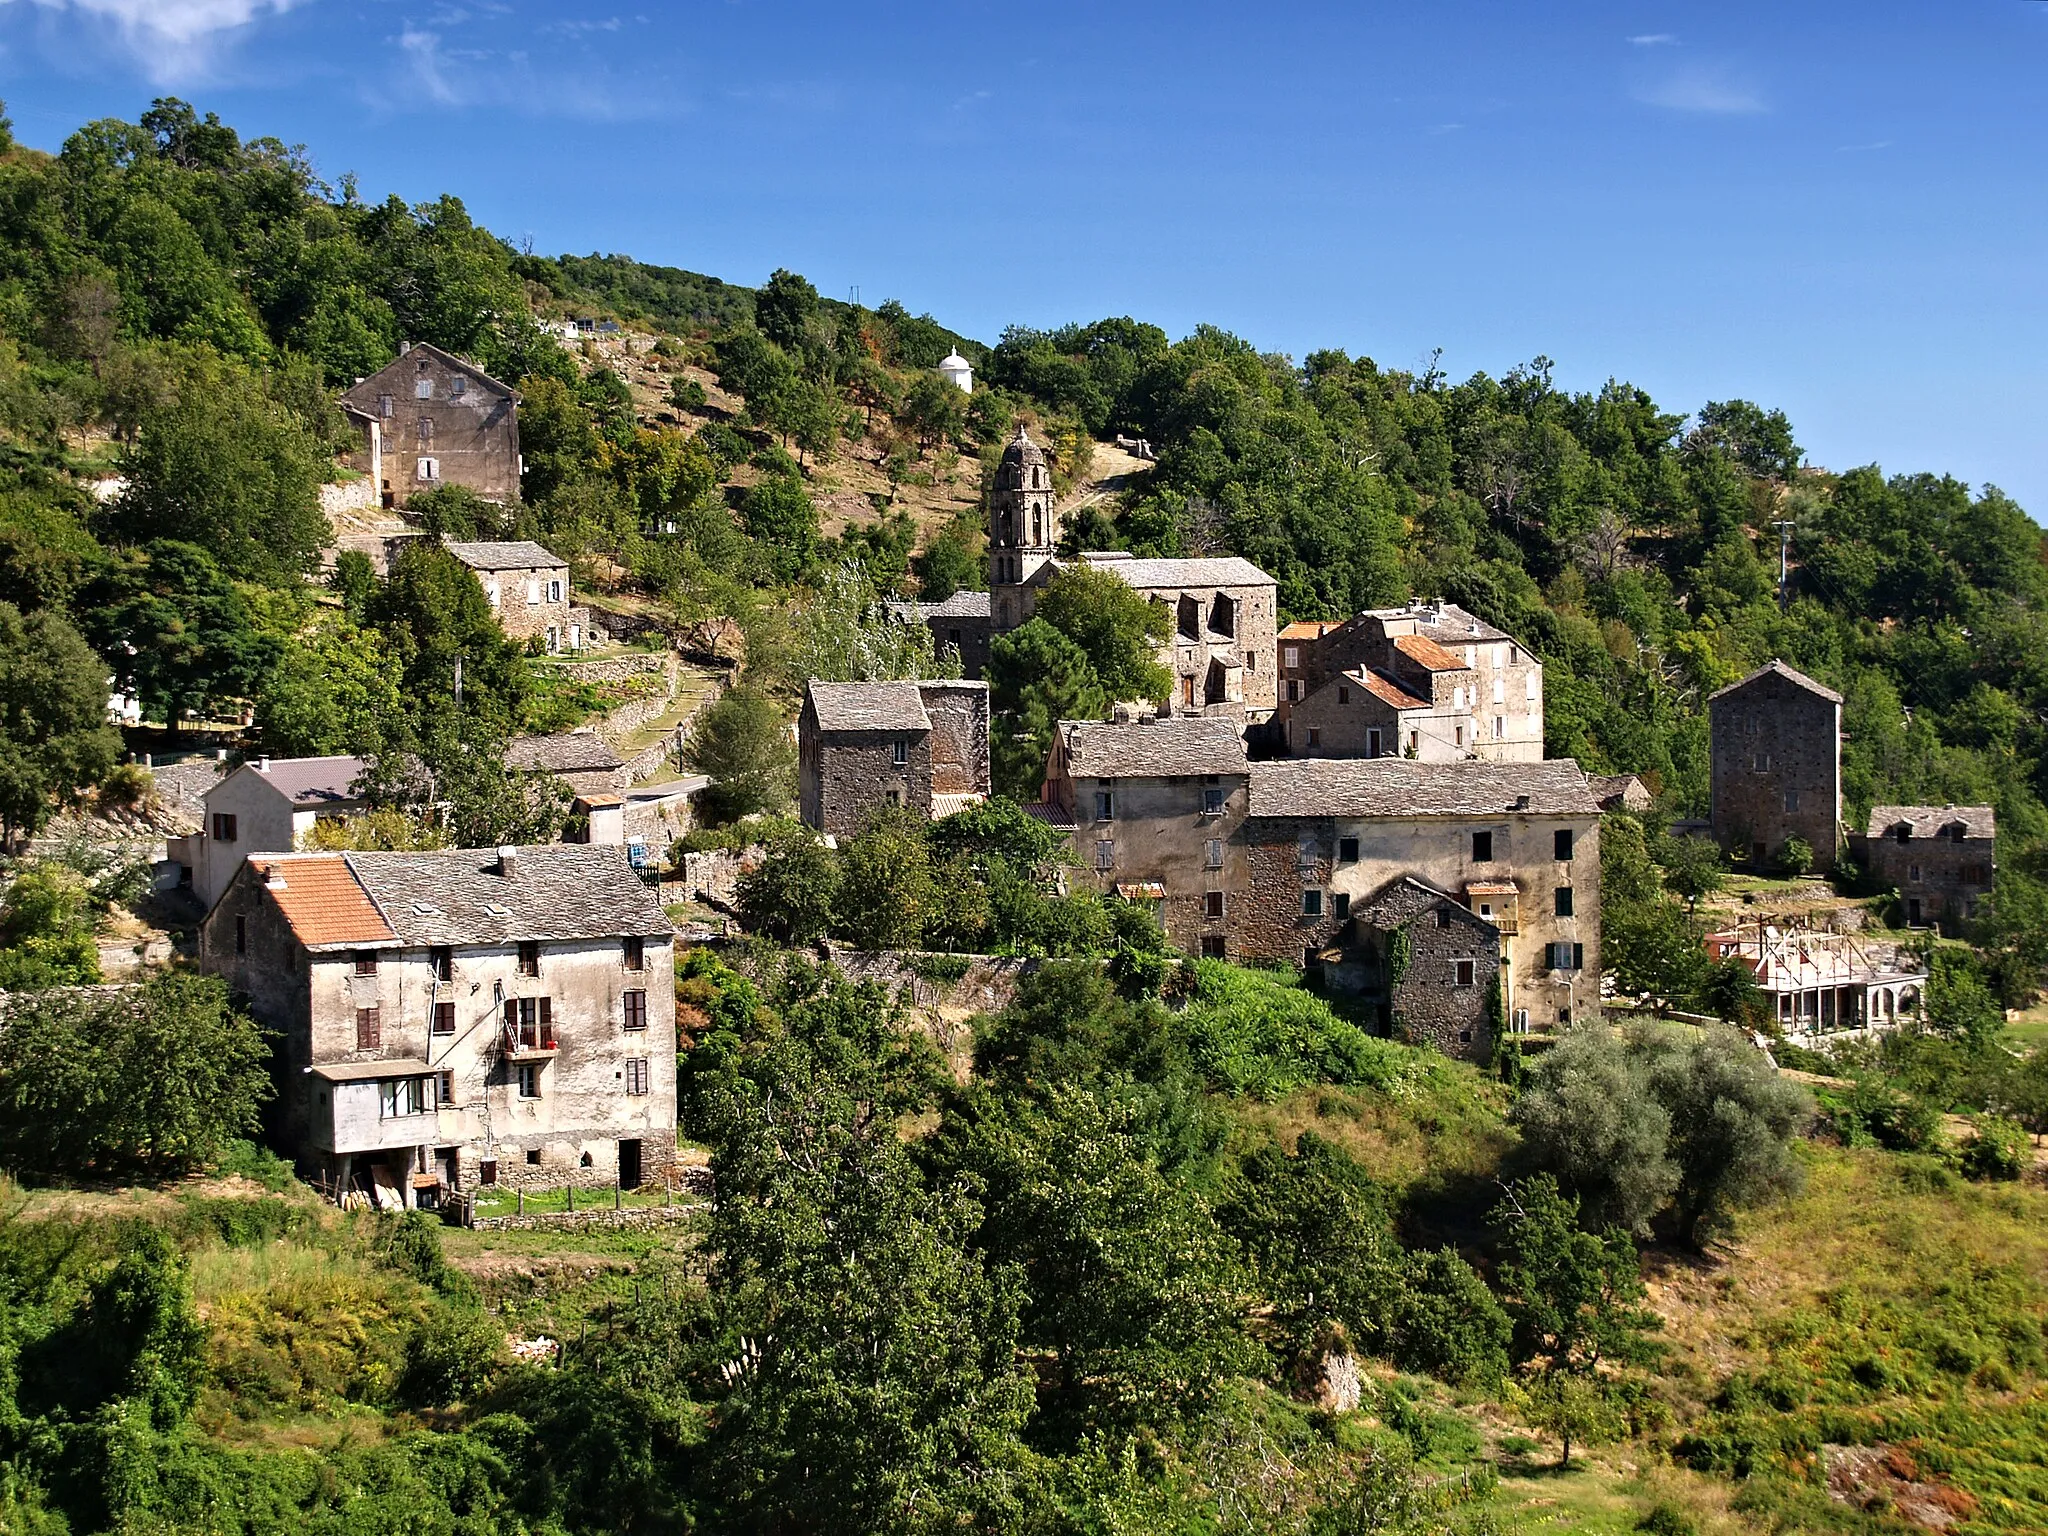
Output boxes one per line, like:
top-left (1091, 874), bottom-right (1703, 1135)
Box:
top-left (502, 1019), bottom-right (558, 1059)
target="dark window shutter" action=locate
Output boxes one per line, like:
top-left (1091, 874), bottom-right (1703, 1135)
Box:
top-left (539, 998), bottom-right (552, 1028)
top-left (357, 1007), bottom-right (380, 1048)
top-left (1573, 943), bottom-right (1585, 970)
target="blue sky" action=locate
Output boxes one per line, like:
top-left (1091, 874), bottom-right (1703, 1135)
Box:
top-left (2, 1), bottom-right (2044, 512)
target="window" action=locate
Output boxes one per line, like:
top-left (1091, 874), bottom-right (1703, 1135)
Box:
top-left (356, 1006), bottom-right (381, 1049)
top-left (1205, 838), bottom-right (1224, 869)
top-left (1452, 686), bottom-right (1464, 710)
top-left (416, 456), bottom-right (439, 481)
top-left (516, 1064), bottom-right (541, 1099)
top-left (1246, 650), bottom-right (1257, 671)
top-left (1201, 936), bottom-right (1228, 959)
top-left (1095, 790), bottom-right (1114, 821)
top-left (518, 941), bottom-right (540, 977)
top-left (416, 376), bottom-right (433, 399)
top-left (1210, 593), bottom-right (1236, 637)
top-left (1908, 863), bottom-right (1922, 884)
top-left (1203, 787), bottom-right (1225, 816)
top-left (548, 580), bottom-right (563, 603)
top-left (1333, 892), bottom-right (1351, 919)
top-left (485, 581), bottom-right (500, 608)
top-left (1408, 730), bottom-right (1420, 753)
top-left (1472, 830), bottom-right (1493, 862)
top-left (1286, 679), bottom-right (1301, 702)
top-left (433, 1001), bottom-right (455, 1035)
top-left (1177, 595), bottom-right (1201, 640)
top-left (1493, 677), bottom-right (1505, 704)
top-left (525, 1148), bottom-right (542, 1165)
top-left (378, 393), bottom-right (394, 418)
top-left (1455, 724), bottom-right (1466, 748)
top-left (354, 949), bottom-right (379, 976)
top-left (1493, 717), bottom-right (1505, 740)
top-left (1555, 886), bottom-right (1575, 917)
top-left (623, 936), bottom-right (644, 971)
top-left (893, 739), bottom-right (910, 767)
top-left (1548, 942), bottom-right (1584, 970)
top-left (417, 416), bottom-right (434, 449)
top-left (1526, 673), bottom-right (1539, 700)
top-left (625, 1057), bottom-right (650, 1096)
top-left (212, 812), bottom-right (238, 843)
top-left (1337, 686), bottom-right (1350, 705)
top-left (525, 579), bottom-right (541, 604)
top-left (429, 946), bottom-right (452, 981)
top-left (1751, 753), bottom-right (1771, 773)
top-left (884, 788), bottom-right (903, 807)
top-left (1367, 728), bottom-right (1382, 759)
top-left (1783, 790), bottom-right (1800, 813)
top-left (1339, 836), bottom-right (1359, 862)
top-left (1205, 891), bottom-right (1225, 919)
top-left (1456, 960), bottom-right (1475, 987)
top-left (623, 989), bottom-right (648, 1031)
top-left (1182, 675), bottom-right (1196, 706)
top-left (451, 375), bottom-right (466, 397)
top-left (1095, 840), bottom-right (1115, 871)
top-left (1554, 829), bottom-right (1574, 861)
top-left (1302, 889), bottom-right (1323, 918)
top-left (1307, 727), bottom-right (1321, 748)
top-left (235, 915), bottom-right (246, 955)
top-left (1436, 906), bottom-right (1453, 928)
top-left (379, 1078), bottom-right (426, 1118)
top-left (1283, 644), bottom-right (1301, 669)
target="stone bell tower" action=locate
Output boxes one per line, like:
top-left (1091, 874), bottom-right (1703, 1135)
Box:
top-left (989, 426), bottom-right (1057, 632)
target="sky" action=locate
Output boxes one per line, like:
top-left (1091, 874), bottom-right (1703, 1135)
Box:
top-left (1, 1), bottom-right (2044, 511)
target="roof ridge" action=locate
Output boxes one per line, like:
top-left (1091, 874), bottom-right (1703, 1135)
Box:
top-left (341, 852), bottom-right (402, 938)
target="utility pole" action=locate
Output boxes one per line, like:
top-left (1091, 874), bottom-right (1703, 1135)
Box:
top-left (1772, 519), bottom-right (1796, 610)
top-left (453, 654), bottom-right (463, 707)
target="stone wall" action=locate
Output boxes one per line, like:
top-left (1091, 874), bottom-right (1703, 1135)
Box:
top-left (819, 945), bottom-right (1041, 1016)
top-left (921, 682), bottom-right (992, 796)
top-left (341, 345), bottom-right (521, 508)
top-left (319, 477), bottom-right (379, 518)
top-left (1366, 881), bottom-right (1501, 1063)
top-left (680, 847), bottom-right (760, 910)
top-left (1858, 832), bottom-right (1994, 934)
top-left (551, 651), bottom-right (671, 687)
top-left (1709, 672), bottom-right (1841, 869)
top-left (809, 732), bottom-right (935, 836)
top-left (1065, 771), bottom-right (1246, 958)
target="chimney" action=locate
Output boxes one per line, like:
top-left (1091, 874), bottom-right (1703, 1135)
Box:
top-left (400, 340), bottom-right (412, 355)
top-left (264, 865), bottom-right (288, 890)
top-left (257, 756), bottom-right (271, 773)
top-left (497, 845), bottom-right (519, 879)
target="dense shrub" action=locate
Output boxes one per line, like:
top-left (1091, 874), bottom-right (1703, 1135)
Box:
top-left (1173, 961), bottom-right (1422, 1100)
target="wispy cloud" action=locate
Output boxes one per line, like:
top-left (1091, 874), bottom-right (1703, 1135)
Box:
top-left (1633, 62), bottom-right (1766, 115)
top-left (1628, 33), bottom-right (1677, 46)
top-left (951, 87), bottom-right (990, 111)
top-left (1837, 139), bottom-right (1892, 153)
top-left (1427, 122), bottom-right (1463, 135)
top-left (7, 0), bottom-right (308, 81)
top-left (380, 21), bottom-right (676, 121)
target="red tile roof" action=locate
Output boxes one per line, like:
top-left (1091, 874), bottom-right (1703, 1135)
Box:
top-left (248, 856), bottom-right (397, 949)
top-left (1279, 620), bottom-right (1338, 642)
top-left (1392, 633), bottom-right (1471, 672)
top-left (1353, 668), bottom-right (1431, 711)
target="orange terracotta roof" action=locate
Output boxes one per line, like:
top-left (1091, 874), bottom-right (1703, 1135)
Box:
top-left (1353, 668), bottom-right (1431, 711)
top-left (248, 856), bottom-right (397, 949)
top-left (1279, 620), bottom-right (1338, 641)
top-left (1392, 633), bottom-right (1471, 671)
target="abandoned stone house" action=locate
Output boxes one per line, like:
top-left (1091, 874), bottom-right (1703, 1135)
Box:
top-left (1278, 602), bottom-right (1545, 763)
top-left (1708, 660), bottom-right (1843, 871)
top-left (798, 679), bottom-right (992, 836)
top-left (199, 844), bottom-right (676, 1207)
top-left (1340, 876), bottom-right (1505, 1062)
top-left (1706, 921), bottom-right (1928, 1040)
top-left (1040, 715), bottom-right (1253, 960)
top-left (1274, 620), bottom-right (1339, 725)
top-left (1856, 804), bottom-right (1996, 932)
top-left (1589, 773), bottom-right (1654, 813)
top-left (905, 427), bottom-right (1280, 720)
top-left (179, 754), bottom-right (371, 909)
top-left (445, 540), bottom-right (573, 650)
top-left (340, 342), bottom-right (521, 509)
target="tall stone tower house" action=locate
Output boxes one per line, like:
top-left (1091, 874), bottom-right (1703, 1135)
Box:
top-left (1708, 660), bottom-right (1843, 871)
top-left (989, 428), bottom-right (1058, 632)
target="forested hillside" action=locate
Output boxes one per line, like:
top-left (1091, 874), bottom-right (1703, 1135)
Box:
top-left (7, 95), bottom-right (2048, 1536)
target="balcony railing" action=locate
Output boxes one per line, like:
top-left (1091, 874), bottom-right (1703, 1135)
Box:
top-left (503, 1020), bottom-right (558, 1057)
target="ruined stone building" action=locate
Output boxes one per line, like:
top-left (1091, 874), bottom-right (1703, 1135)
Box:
top-left (199, 844), bottom-right (676, 1206)
top-left (901, 427), bottom-right (1279, 720)
top-left (182, 755), bottom-right (371, 908)
top-left (445, 540), bottom-right (572, 650)
top-left (1040, 715), bottom-right (1252, 960)
top-left (1706, 921), bottom-right (1927, 1040)
top-left (340, 342), bottom-right (521, 509)
top-left (1856, 804), bottom-right (1996, 932)
top-left (1277, 602), bottom-right (1545, 762)
top-left (798, 679), bottom-right (992, 836)
top-left (1708, 660), bottom-right (1843, 870)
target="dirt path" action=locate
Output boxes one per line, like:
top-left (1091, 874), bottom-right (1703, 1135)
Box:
top-left (1059, 441), bottom-right (1155, 520)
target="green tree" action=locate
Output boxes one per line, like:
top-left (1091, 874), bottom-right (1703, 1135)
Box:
top-left (754, 268), bottom-right (821, 353)
top-left (0, 862), bottom-right (101, 988)
top-left (901, 371), bottom-right (965, 452)
top-left (685, 686), bottom-right (797, 824)
top-left (0, 973), bottom-right (270, 1179)
top-left (835, 808), bottom-right (936, 950)
top-left (1647, 1027), bottom-right (1811, 1248)
top-left (1032, 563), bottom-right (1172, 703)
top-left (1657, 835), bottom-right (1725, 913)
top-left (735, 828), bottom-right (840, 945)
top-left (108, 380), bottom-right (328, 587)
top-left (0, 601), bottom-right (123, 840)
top-left (76, 541), bottom-right (279, 727)
top-left (365, 541), bottom-right (530, 734)
top-left (408, 482), bottom-right (517, 540)
top-left (988, 618), bottom-right (1109, 800)
top-left (915, 522), bottom-right (980, 602)
top-left (1511, 1027), bottom-right (1678, 1236)
top-left (256, 619), bottom-right (407, 758)
top-left (1491, 1174), bottom-right (1657, 1378)
top-left (740, 476), bottom-right (819, 584)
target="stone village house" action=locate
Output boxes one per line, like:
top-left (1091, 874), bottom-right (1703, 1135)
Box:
top-left (1855, 804), bottom-right (1996, 933)
top-left (201, 844), bottom-right (676, 1207)
top-left (1709, 660), bottom-right (1843, 871)
top-left (341, 342), bottom-right (521, 509)
top-left (798, 680), bottom-right (992, 836)
top-left (445, 540), bottom-right (573, 651)
top-left (182, 755), bottom-right (371, 910)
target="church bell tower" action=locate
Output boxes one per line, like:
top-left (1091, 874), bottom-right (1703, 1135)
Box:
top-left (989, 426), bottom-right (1057, 632)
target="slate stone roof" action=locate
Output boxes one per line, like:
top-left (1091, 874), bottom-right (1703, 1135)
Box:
top-left (1589, 773), bottom-right (1651, 810)
top-left (910, 590), bottom-right (993, 620)
top-left (1391, 634), bottom-right (1470, 672)
top-left (1363, 600), bottom-right (1511, 645)
top-left (246, 855), bottom-right (397, 948)
top-left (1351, 668), bottom-right (1432, 711)
top-left (347, 845), bottom-right (670, 947)
top-left (1076, 551), bottom-right (1276, 590)
top-left (1708, 658), bottom-right (1843, 704)
top-left (1865, 804), bottom-right (1997, 841)
top-left (1059, 716), bottom-right (1249, 778)
top-left (807, 680), bottom-right (932, 733)
top-left (506, 733), bottom-right (624, 775)
top-left (443, 539), bottom-right (566, 572)
top-left (1248, 758), bottom-right (1600, 819)
top-left (211, 756), bottom-right (370, 809)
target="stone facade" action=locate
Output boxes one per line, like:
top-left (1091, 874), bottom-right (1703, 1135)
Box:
top-left (987, 428), bottom-right (1061, 625)
top-left (891, 590), bottom-right (994, 679)
top-left (340, 342), bottom-right (520, 508)
top-left (1279, 602), bottom-right (1544, 762)
top-left (1709, 661), bottom-right (1842, 871)
top-left (445, 540), bottom-right (572, 648)
top-left (199, 845), bottom-right (676, 1206)
top-left (798, 680), bottom-right (991, 835)
top-left (1856, 804), bottom-right (1996, 933)
top-left (1333, 877), bottom-right (1503, 1063)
